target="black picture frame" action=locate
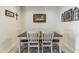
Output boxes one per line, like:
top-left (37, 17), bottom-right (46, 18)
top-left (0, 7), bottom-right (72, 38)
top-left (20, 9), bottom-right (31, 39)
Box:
top-left (33, 14), bottom-right (46, 23)
top-left (5, 10), bottom-right (14, 17)
top-left (64, 9), bottom-right (73, 22)
top-left (73, 7), bottom-right (79, 21)
top-left (61, 13), bottom-right (65, 22)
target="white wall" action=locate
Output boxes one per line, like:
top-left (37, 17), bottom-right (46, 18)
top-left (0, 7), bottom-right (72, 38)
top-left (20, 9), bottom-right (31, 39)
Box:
top-left (0, 6), bottom-right (22, 52)
top-left (21, 6), bottom-right (59, 32)
top-left (57, 6), bottom-right (79, 52)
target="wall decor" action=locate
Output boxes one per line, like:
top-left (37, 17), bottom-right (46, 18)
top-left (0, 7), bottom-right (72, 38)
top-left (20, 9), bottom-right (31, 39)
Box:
top-left (61, 13), bottom-right (65, 22)
top-left (64, 9), bottom-right (73, 22)
top-left (15, 13), bottom-right (18, 20)
top-left (73, 7), bottom-right (79, 21)
top-left (5, 10), bottom-right (14, 17)
top-left (33, 14), bottom-right (46, 23)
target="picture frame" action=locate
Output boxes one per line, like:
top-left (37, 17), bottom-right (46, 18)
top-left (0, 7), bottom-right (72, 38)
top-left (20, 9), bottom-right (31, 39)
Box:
top-left (61, 13), bottom-right (65, 22)
top-left (73, 7), bottom-right (79, 21)
top-left (33, 14), bottom-right (46, 23)
top-left (5, 10), bottom-right (14, 17)
top-left (64, 9), bottom-right (73, 22)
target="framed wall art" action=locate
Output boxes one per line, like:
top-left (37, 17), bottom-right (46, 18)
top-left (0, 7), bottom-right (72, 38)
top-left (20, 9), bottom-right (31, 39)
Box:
top-left (61, 13), bottom-right (65, 22)
top-left (33, 14), bottom-right (46, 23)
top-left (5, 10), bottom-right (14, 17)
top-left (73, 7), bottom-right (79, 21)
top-left (64, 9), bottom-right (73, 22)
